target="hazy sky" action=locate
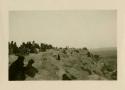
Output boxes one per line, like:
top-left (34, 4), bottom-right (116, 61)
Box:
top-left (9, 10), bottom-right (116, 48)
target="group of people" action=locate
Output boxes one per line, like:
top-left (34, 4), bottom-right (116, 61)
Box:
top-left (9, 55), bottom-right (38, 81)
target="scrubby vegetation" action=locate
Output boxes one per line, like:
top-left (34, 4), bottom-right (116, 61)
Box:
top-left (9, 41), bottom-right (53, 55)
top-left (9, 41), bottom-right (117, 80)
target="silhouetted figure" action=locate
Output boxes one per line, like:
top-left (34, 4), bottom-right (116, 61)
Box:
top-left (9, 56), bottom-right (25, 81)
top-left (57, 54), bottom-right (60, 60)
top-left (25, 59), bottom-right (38, 77)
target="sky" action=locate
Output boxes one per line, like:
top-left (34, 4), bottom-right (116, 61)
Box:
top-left (9, 10), bottom-right (116, 48)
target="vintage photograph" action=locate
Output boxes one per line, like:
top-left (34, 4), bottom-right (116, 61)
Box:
top-left (9, 10), bottom-right (117, 81)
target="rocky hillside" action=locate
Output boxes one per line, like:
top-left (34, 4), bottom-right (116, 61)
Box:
top-left (9, 48), bottom-right (117, 80)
